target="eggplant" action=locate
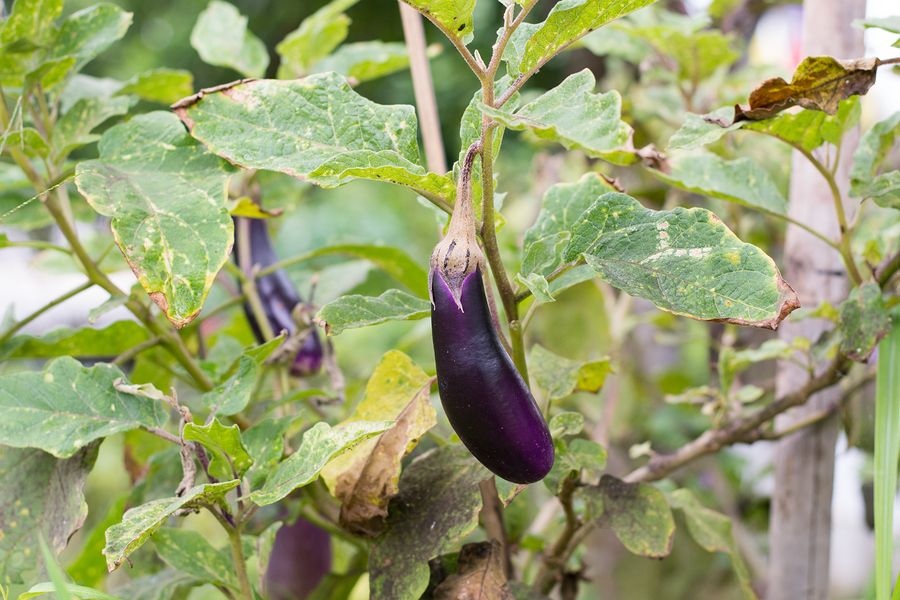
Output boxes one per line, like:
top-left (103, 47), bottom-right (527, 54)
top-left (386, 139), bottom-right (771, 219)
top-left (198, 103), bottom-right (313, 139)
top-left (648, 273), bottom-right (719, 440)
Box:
top-left (234, 217), bottom-right (323, 377)
top-left (429, 144), bottom-right (554, 484)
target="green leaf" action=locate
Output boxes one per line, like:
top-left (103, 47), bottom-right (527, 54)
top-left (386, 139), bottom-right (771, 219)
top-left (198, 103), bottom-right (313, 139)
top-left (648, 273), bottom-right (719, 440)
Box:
top-left (37, 536), bottom-right (75, 600)
top-left (308, 149), bottom-right (455, 203)
top-left (875, 322), bottom-right (900, 600)
top-left (628, 26), bottom-right (738, 83)
top-left (669, 106), bottom-right (830, 152)
top-left (110, 569), bottom-right (200, 600)
top-left (667, 108), bottom-right (745, 151)
top-left (529, 344), bottom-right (610, 401)
top-left (316, 289), bottom-right (430, 335)
top-left (564, 192), bottom-right (800, 329)
top-left (400, 0), bottom-right (477, 43)
top-left (243, 414), bottom-right (301, 487)
top-left (87, 295), bottom-right (129, 324)
top-left (548, 412), bottom-right (585, 437)
top-left (515, 273), bottom-right (554, 304)
top-left (152, 528), bottom-right (237, 589)
top-left (369, 444), bottom-right (500, 600)
top-left (0, 443), bottom-right (98, 584)
top-left (543, 438), bottom-right (608, 495)
top-left (480, 69), bottom-right (638, 165)
top-left (569, 438), bottom-right (607, 479)
top-left (173, 74), bottom-right (419, 185)
top-left (103, 480), bottom-right (240, 571)
top-left (868, 172), bottom-right (900, 209)
top-left (250, 420), bottom-right (395, 506)
top-left (202, 335), bottom-right (284, 417)
top-left (652, 153), bottom-right (789, 216)
top-left (43, 5), bottom-right (132, 84)
top-left (275, 0), bottom-right (358, 79)
top-left (0, 0), bottom-right (63, 46)
top-left (850, 111), bottom-right (900, 197)
top-left (18, 583), bottom-right (124, 600)
top-left (190, 1), bottom-right (269, 78)
top-left (0, 320), bottom-right (151, 361)
top-left (520, 232), bottom-right (570, 280)
top-left (67, 495), bottom-right (127, 587)
top-left (53, 96), bottom-right (135, 160)
top-left (580, 475), bottom-right (675, 558)
top-left (668, 488), bottom-right (758, 600)
top-left (312, 41), bottom-right (440, 84)
top-left (76, 111), bottom-right (237, 328)
top-left (820, 96), bottom-right (861, 146)
top-left (183, 419), bottom-right (253, 480)
top-left (543, 440), bottom-right (580, 495)
top-left (298, 244), bottom-right (429, 299)
top-left (500, 22), bottom-right (539, 81)
top-left (115, 68), bottom-right (194, 105)
top-left (518, 0), bottom-right (661, 74)
top-left (839, 282), bottom-right (891, 362)
top-left (0, 357), bottom-right (168, 458)
top-left (255, 521), bottom-right (282, 585)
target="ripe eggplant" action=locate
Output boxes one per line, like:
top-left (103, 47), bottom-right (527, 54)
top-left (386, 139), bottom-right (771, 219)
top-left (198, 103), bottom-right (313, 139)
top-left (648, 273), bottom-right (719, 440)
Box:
top-left (429, 144), bottom-right (554, 484)
top-left (234, 217), bottom-right (323, 377)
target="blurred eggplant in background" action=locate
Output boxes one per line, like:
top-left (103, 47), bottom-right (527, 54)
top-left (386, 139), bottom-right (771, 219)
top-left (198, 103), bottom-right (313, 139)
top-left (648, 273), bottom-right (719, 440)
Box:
top-left (233, 217), bottom-right (323, 376)
top-left (265, 517), bottom-right (332, 600)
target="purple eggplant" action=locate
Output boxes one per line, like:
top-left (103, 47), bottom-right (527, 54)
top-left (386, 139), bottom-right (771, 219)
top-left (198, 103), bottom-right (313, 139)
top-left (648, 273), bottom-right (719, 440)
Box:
top-left (234, 217), bottom-right (323, 377)
top-left (429, 144), bottom-right (554, 484)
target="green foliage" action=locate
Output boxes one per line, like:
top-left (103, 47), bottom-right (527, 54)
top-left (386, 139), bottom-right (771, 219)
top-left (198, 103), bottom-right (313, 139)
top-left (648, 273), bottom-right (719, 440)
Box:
top-left (316, 290), bottom-right (431, 335)
top-left (190, 1), bottom-right (269, 78)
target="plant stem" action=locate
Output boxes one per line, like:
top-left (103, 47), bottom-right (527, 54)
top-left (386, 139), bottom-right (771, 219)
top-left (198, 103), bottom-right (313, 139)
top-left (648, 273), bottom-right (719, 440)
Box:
top-left (411, 7), bottom-right (484, 78)
top-left (112, 336), bottom-right (163, 365)
top-left (487, 0), bottom-right (540, 79)
top-left (534, 475), bottom-right (580, 594)
top-left (0, 280), bottom-right (94, 345)
top-left (0, 239), bottom-right (72, 254)
top-left (227, 513), bottom-right (254, 600)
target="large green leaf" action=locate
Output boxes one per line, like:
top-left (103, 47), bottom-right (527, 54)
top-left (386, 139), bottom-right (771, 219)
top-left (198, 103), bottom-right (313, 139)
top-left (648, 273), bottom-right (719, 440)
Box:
top-left (202, 335), bottom-right (283, 417)
top-left (668, 489), bottom-right (758, 600)
top-left (315, 290), bottom-right (431, 335)
top-left (839, 282), bottom-right (891, 362)
top-left (152, 528), bottom-right (237, 589)
top-left (115, 68), bottom-right (194, 105)
top-left (850, 111), bottom-right (900, 198)
top-left (0, 320), bottom-right (151, 362)
top-left (480, 69), bottom-right (638, 165)
top-left (580, 475), bottom-right (674, 558)
top-left (0, 0), bottom-right (63, 46)
top-left (43, 5), bottom-right (132, 84)
top-left (250, 420), bottom-right (395, 506)
top-left (563, 192), bottom-right (799, 329)
top-left (53, 95), bottom-right (135, 160)
top-left (0, 443), bottom-right (98, 584)
top-left (275, 0), bottom-right (358, 79)
top-left (190, 0), bottom-right (268, 78)
top-left (110, 569), bottom-right (200, 600)
top-left (0, 357), bottom-right (169, 458)
top-left (400, 0), bottom-right (477, 42)
top-left (652, 153), bottom-right (789, 216)
top-left (183, 419), bottom-right (253, 480)
top-left (369, 444), bottom-right (501, 600)
top-left (173, 74), bottom-right (420, 186)
top-left (518, 0), bottom-right (661, 74)
top-left (76, 111), bottom-right (237, 328)
top-left (103, 480), bottom-right (240, 572)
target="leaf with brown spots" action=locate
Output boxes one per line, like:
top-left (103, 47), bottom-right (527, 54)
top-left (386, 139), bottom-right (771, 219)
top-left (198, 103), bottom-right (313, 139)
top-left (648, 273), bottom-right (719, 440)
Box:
top-left (432, 541), bottom-right (514, 600)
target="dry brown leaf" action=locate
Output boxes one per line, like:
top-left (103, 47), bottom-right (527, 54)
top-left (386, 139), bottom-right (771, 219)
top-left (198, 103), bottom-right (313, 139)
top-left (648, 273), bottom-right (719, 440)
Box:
top-left (432, 540), bottom-right (515, 600)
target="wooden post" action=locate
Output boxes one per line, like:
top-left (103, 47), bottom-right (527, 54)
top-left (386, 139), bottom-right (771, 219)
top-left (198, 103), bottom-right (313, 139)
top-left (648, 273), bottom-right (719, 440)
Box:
top-left (767, 1), bottom-right (865, 598)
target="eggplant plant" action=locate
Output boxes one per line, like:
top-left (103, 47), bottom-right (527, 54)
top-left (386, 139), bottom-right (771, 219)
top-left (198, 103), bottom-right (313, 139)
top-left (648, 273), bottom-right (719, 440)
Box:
top-left (1, 0), bottom-right (899, 599)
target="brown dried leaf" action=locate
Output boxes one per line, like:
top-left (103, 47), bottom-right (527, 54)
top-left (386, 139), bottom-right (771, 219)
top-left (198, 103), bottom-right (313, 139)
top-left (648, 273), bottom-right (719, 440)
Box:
top-left (432, 541), bottom-right (515, 600)
top-left (733, 56), bottom-right (878, 122)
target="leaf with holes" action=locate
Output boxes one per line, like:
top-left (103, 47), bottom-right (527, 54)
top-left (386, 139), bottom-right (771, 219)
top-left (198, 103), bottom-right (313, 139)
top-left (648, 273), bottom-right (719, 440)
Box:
top-left (76, 111), bottom-right (237, 328)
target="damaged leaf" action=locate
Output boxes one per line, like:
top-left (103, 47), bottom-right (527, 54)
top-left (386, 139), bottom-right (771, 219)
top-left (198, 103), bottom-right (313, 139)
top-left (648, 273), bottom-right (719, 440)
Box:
top-left (432, 540), bottom-right (514, 600)
top-left (839, 282), bottom-right (891, 362)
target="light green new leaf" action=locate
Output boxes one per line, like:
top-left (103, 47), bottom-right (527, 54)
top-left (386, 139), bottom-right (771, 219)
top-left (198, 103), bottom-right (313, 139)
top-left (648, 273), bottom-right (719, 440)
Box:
top-left (850, 112), bottom-right (900, 198)
top-left (369, 444), bottom-right (502, 600)
top-left (308, 149), bottom-right (455, 202)
top-left (250, 420), bottom-right (395, 506)
top-left (480, 69), bottom-right (638, 165)
top-left (115, 68), bottom-right (194, 105)
top-left (109, 569), bottom-right (199, 600)
top-left (183, 419), bottom-right (253, 479)
top-left (316, 290), bottom-right (431, 335)
top-left (103, 480), bottom-right (240, 571)
top-left (190, 1), bottom-right (268, 78)
top-left (0, 357), bottom-right (168, 458)
top-left (76, 111), bottom-right (237, 328)
top-left (313, 41), bottom-right (441, 84)
top-left (400, 0), bottom-right (477, 42)
top-left (839, 282), bottom-right (891, 362)
top-left (152, 528), bottom-right (238, 589)
top-left (520, 233), bottom-right (570, 283)
top-left (564, 192), bottom-right (800, 329)
top-left (276, 0), bottom-right (358, 79)
top-left (43, 5), bottom-right (132, 84)
top-left (243, 414), bottom-right (301, 487)
top-left (516, 273), bottom-right (554, 303)
top-left (174, 74), bottom-right (419, 185)
top-left (580, 475), bottom-right (675, 557)
top-left (0, 0), bottom-right (63, 46)
top-left (0, 443), bottom-right (98, 584)
top-left (18, 582), bottom-right (124, 600)
top-left (667, 108), bottom-right (744, 150)
top-left (53, 96), bottom-right (135, 160)
top-left (668, 489), bottom-right (758, 600)
top-left (652, 153), bottom-right (789, 216)
top-left (549, 412), bottom-right (585, 437)
top-left (529, 344), bottom-right (610, 401)
top-left (518, 0), bottom-right (661, 74)
top-left (0, 320), bottom-right (151, 361)
top-left (87, 295), bottom-right (129, 324)
top-left (203, 335), bottom-right (284, 417)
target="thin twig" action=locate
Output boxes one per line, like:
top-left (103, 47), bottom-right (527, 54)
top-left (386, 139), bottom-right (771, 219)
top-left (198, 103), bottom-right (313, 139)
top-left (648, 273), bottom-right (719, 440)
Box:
top-left (0, 280), bottom-right (94, 345)
top-left (112, 336), bottom-right (162, 365)
top-left (534, 475), bottom-right (581, 594)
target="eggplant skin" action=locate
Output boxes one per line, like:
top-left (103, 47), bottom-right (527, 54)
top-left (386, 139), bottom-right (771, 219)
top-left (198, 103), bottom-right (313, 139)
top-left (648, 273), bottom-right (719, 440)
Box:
top-left (431, 267), bottom-right (554, 484)
top-left (234, 218), bottom-right (323, 377)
